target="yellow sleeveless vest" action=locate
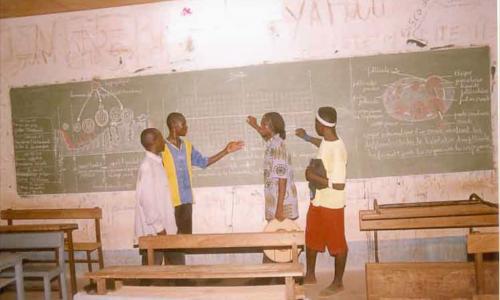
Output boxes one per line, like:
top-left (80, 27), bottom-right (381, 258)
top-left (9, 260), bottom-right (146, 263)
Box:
top-left (162, 139), bottom-right (193, 207)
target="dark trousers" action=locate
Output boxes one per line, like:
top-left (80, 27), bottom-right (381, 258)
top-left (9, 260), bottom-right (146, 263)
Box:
top-left (140, 229), bottom-right (184, 266)
top-left (175, 203), bottom-right (193, 234)
top-left (170, 203), bottom-right (192, 265)
top-left (140, 249), bottom-right (167, 265)
top-left (140, 249), bottom-right (184, 265)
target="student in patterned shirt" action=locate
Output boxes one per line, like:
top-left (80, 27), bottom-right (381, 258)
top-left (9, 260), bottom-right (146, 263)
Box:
top-left (247, 112), bottom-right (298, 222)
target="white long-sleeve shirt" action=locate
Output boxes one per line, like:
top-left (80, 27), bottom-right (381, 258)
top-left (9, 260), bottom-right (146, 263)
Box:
top-left (134, 151), bottom-right (177, 244)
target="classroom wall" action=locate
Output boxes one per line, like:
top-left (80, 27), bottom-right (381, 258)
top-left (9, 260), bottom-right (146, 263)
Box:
top-left (0, 0), bottom-right (498, 271)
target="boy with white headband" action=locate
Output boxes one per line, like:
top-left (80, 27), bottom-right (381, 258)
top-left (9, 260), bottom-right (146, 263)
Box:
top-left (295, 106), bottom-right (348, 297)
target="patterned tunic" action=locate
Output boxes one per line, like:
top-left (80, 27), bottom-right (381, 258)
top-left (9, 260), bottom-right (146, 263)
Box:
top-left (263, 134), bottom-right (298, 221)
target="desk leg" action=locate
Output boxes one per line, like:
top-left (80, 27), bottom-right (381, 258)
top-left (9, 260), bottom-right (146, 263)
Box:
top-left (285, 277), bottom-right (295, 300)
top-left (66, 230), bottom-right (77, 296)
top-left (96, 279), bottom-right (107, 295)
top-left (15, 260), bottom-right (25, 300)
top-left (475, 253), bottom-right (484, 294)
top-left (374, 231), bottom-right (379, 263)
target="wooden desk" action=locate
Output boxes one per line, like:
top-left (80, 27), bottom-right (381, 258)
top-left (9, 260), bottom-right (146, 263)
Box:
top-left (0, 223), bottom-right (79, 296)
top-left (359, 193), bottom-right (498, 262)
top-left (359, 194), bottom-right (498, 299)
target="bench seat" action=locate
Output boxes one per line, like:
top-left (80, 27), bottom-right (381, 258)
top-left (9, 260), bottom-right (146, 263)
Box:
top-left (86, 263), bottom-right (303, 280)
top-left (86, 231), bottom-right (305, 299)
top-left (75, 284), bottom-right (301, 300)
top-left (66, 242), bottom-right (101, 252)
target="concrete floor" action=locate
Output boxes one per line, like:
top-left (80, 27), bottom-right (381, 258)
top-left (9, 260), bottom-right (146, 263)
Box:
top-left (304, 270), bottom-right (365, 299)
top-left (0, 270), bottom-right (366, 300)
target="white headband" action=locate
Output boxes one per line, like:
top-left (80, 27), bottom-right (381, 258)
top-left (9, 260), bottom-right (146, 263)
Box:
top-left (316, 111), bottom-right (336, 127)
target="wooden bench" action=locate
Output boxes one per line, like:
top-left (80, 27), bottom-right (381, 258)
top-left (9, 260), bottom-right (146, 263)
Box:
top-left (1, 208), bottom-right (105, 275)
top-left (467, 232), bottom-right (499, 295)
top-left (86, 231), bottom-right (305, 300)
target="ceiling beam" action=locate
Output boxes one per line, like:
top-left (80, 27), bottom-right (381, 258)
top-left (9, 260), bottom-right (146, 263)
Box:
top-left (0, 0), bottom-right (166, 19)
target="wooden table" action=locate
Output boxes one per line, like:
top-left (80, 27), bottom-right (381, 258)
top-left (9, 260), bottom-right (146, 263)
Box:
top-left (359, 193), bottom-right (498, 262)
top-left (359, 194), bottom-right (498, 299)
top-left (0, 223), bottom-right (79, 296)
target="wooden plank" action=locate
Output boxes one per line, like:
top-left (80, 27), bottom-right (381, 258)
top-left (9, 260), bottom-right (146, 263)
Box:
top-left (366, 262), bottom-right (499, 299)
top-left (1, 208), bottom-right (102, 220)
top-left (67, 242), bottom-right (101, 251)
top-left (468, 232), bottom-right (499, 294)
top-left (361, 204), bottom-right (498, 220)
top-left (147, 249), bottom-right (154, 266)
top-left (359, 214), bottom-right (498, 231)
top-left (295, 284), bottom-right (305, 300)
top-left (468, 232), bottom-right (499, 254)
top-left (285, 277), bottom-right (295, 300)
top-left (0, 224), bottom-right (78, 233)
top-left (475, 252), bottom-right (485, 294)
top-left (96, 278), bottom-right (106, 295)
top-left (366, 194), bottom-right (496, 211)
top-left (292, 244), bottom-right (298, 263)
top-left (0, 277), bottom-right (16, 289)
top-left (0, 0), bottom-right (165, 19)
top-left (377, 199), bottom-right (482, 208)
top-left (139, 232), bottom-right (305, 250)
top-left (86, 263), bottom-right (304, 280)
top-left (473, 295), bottom-right (499, 300)
top-left (115, 280), bottom-right (123, 289)
top-left (103, 285), bottom-right (289, 300)
top-left (359, 210), bottom-right (372, 217)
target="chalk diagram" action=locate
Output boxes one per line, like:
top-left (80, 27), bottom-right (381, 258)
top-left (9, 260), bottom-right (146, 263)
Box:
top-left (58, 80), bottom-right (147, 156)
top-left (382, 75), bottom-right (455, 122)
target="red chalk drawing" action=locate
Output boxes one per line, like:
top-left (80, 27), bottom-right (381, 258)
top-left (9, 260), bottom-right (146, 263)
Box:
top-left (383, 75), bottom-right (454, 122)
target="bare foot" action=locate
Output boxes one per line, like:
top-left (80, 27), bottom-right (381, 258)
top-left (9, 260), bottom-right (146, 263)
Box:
top-left (303, 275), bottom-right (317, 285)
top-left (319, 284), bottom-right (344, 298)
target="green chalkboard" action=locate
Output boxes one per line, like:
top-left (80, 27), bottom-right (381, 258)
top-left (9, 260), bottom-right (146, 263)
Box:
top-left (11, 47), bottom-right (493, 195)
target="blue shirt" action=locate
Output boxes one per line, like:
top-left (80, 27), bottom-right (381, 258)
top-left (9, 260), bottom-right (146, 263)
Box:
top-left (165, 140), bottom-right (208, 205)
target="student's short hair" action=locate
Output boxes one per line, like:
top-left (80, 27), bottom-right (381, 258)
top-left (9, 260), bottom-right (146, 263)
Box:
top-left (318, 107), bottom-right (337, 125)
top-left (166, 112), bottom-right (185, 130)
top-left (263, 112), bottom-right (286, 139)
top-left (140, 128), bottom-right (159, 149)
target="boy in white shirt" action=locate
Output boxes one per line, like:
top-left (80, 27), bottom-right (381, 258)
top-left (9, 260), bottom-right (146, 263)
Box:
top-left (134, 128), bottom-right (177, 265)
top-left (296, 107), bottom-right (348, 297)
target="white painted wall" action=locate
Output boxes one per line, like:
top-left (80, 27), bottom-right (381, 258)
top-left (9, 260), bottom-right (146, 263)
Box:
top-left (0, 0), bottom-right (497, 271)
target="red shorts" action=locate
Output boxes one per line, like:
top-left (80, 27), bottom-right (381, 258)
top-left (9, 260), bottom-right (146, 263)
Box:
top-left (305, 204), bottom-right (348, 256)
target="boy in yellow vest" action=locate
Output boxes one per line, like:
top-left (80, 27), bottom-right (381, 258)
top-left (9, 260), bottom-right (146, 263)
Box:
top-left (163, 112), bottom-right (244, 264)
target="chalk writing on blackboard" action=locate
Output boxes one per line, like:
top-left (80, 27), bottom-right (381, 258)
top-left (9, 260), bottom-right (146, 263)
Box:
top-left (11, 47), bottom-right (493, 195)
